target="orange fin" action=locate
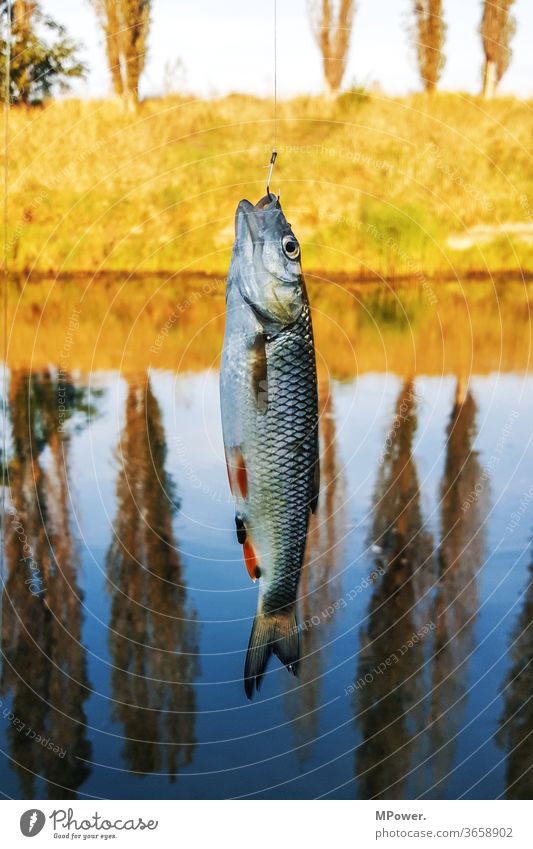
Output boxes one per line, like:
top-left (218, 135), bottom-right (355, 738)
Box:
top-left (224, 447), bottom-right (248, 500)
top-left (235, 450), bottom-right (248, 499)
top-left (224, 449), bottom-right (234, 495)
top-left (243, 540), bottom-right (261, 582)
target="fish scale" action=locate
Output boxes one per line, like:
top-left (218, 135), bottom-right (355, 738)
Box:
top-left (246, 299), bottom-right (318, 611)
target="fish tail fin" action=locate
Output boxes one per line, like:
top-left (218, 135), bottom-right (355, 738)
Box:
top-left (244, 606), bottom-right (299, 699)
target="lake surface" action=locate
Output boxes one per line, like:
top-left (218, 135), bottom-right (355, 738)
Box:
top-left (1, 278), bottom-right (532, 799)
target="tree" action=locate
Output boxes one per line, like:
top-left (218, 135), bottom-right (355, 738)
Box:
top-left (308, 0), bottom-right (355, 95)
top-left (91, 0), bottom-right (151, 105)
top-left (121, 0), bottom-right (150, 104)
top-left (0, 1), bottom-right (86, 105)
top-left (91, 0), bottom-right (123, 96)
top-left (480, 0), bottom-right (516, 99)
top-left (412, 0), bottom-right (446, 93)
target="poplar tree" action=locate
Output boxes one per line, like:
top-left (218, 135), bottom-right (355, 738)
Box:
top-left (91, 0), bottom-right (151, 105)
top-left (308, 0), bottom-right (355, 95)
top-left (480, 0), bottom-right (516, 99)
top-left (412, 0), bottom-right (446, 93)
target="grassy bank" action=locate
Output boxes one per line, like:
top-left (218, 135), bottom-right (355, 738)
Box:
top-left (3, 92), bottom-right (533, 279)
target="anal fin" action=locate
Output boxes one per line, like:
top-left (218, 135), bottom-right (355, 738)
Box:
top-left (243, 540), bottom-right (261, 582)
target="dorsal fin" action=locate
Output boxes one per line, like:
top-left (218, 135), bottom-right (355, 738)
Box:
top-left (310, 459), bottom-right (320, 513)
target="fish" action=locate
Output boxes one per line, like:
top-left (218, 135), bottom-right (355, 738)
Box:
top-left (220, 191), bottom-right (319, 698)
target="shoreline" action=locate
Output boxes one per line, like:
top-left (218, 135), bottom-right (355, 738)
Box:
top-left (7, 268), bottom-right (533, 287)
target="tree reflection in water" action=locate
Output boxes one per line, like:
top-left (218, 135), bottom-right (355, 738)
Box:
top-left (497, 544), bottom-right (533, 799)
top-left (106, 374), bottom-right (198, 779)
top-left (354, 379), bottom-right (435, 799)
top-left (1, 370), bottom-right (94, 798)
top-left (427, 380), bottom-right (486, 796)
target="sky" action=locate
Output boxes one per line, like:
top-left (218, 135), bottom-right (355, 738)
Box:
top-left (45, 0), bottom-right (533, 99)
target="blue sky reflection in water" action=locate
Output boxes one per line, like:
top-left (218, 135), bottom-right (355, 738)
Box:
top-left (1, 305), bottom-right (532, 800)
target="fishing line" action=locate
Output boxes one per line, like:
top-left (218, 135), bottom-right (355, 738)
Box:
top-left (1, 0), bottom-right (12, 676)
top-left (273, 0), bottom-right (277, 149)
top-left (266, 0), bottom-right (278, 195)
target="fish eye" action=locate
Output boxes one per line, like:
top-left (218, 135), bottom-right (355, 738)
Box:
top-left (282, 234), bottom-right (300, 260)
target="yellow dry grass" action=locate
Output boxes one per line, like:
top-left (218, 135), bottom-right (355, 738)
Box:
top-left (3, 92), bottom-right (533, 279)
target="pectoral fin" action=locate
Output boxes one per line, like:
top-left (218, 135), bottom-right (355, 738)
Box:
top-left (224, 446), bottom-right (248, 499)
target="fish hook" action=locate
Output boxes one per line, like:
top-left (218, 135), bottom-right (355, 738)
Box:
top-left (266, 148), bottom-right (277, 198)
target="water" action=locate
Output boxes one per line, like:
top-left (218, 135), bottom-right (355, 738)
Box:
top-left (1, 279), bottom-right (532, 799)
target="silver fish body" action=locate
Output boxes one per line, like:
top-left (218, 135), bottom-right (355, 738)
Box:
top-left (220, 193), bottom-right (319, 697)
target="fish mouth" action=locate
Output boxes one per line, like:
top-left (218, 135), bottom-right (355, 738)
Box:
top-left (254, 192), bottom-right (280, 210)
top-left (234, 194), bottom-right (281, 239)
top-left (235, 194), bottom-right (283, 245)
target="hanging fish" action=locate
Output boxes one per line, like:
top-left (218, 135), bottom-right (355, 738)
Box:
top-left (220, 192), bottom-right (319, 698)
